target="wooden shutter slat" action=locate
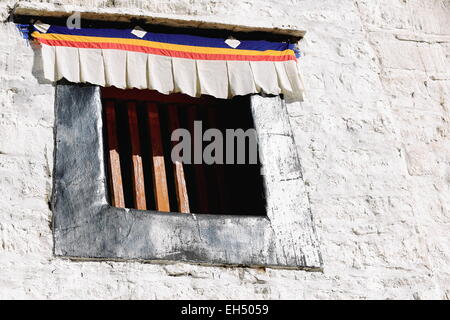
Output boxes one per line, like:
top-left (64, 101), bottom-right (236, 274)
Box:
top-left (147, 103), bottom-right (170, 212)
top-left (127, 102), bottom-right (147, 210)
top-left (187, 106), bottom-right (209, 213)
top-left (105, 101), bottom-right (125, 208)
top-left (167, 105), bottom-right (190, 213)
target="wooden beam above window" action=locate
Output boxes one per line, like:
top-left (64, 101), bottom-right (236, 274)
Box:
top-left (12, 3), bottom-right (305, 41)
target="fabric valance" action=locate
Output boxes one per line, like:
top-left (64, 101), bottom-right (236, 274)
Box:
top-left (31, 23), bottom-right (305, 101)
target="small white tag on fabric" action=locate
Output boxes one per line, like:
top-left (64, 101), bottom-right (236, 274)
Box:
top-left (34, 21), bottom-right (51, 33)
top-left (131, 26), bottom-right (147, 38)
top-left (225, 38), bottom-right (241, 49)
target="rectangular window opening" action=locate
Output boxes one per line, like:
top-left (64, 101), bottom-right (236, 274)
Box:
top-left (101, 88), bottom-right (266, 216)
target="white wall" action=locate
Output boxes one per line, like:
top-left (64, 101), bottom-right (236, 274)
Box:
top-left (0, 0), bottom-right (449, 299)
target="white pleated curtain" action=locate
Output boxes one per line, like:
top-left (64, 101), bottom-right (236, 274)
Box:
top-left (37, 31), bottom-right (305, 101)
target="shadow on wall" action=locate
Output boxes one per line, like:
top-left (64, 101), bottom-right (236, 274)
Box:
top-left (30, 42), bottom-right (53, 85)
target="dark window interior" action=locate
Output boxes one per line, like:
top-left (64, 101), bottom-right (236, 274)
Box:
top-left (101, 88), bottom-right (266, 216)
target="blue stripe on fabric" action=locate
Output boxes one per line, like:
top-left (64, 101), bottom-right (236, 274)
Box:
top-left (39, 25), bottom-right (296, 53)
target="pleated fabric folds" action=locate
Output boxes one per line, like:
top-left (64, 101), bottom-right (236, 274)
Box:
top-left (33, 23), bottom-right (305, 101)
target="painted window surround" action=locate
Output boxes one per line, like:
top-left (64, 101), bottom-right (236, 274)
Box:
top-left (52, 85), bottom-right (322, 269)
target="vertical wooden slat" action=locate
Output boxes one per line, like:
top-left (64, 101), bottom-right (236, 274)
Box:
top-left (187, 105), bottom-right (209, 213)
top-left (206, 106), bottom-right (227, 213)
top-left (167, 105), bottom-right (190, 213)
top-left (127, 101), bottom-right (147, 210)
top-left (147, 103), bottom-right (170, 212)
top-left (105, 101), bottom-right (125, 208)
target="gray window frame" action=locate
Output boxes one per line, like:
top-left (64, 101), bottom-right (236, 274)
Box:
top-left (52, 84), bottom-right (322, 269)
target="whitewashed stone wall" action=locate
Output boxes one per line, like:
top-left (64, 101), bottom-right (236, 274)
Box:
top-left (0, 0), bottom-right (449, 299)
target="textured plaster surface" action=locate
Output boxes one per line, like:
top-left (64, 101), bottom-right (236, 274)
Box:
top-left (0, 0), bottom-right (449, 299)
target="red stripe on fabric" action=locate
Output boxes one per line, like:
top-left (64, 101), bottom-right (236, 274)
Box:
top-left (37, 38), bottom-right (297, 62)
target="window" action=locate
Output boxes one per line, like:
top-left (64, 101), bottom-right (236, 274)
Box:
top-left (52, 84), bottom-right (322, 269)
top-left (33, 18), bottom-right (322, 269)
top-left (101, 88), bottom-right (266, 216)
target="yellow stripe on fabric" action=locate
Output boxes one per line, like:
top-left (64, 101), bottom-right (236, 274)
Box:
top-left (32, 32), bottom-right (296, 57)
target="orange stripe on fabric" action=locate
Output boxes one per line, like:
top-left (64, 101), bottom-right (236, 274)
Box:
top-left (38, 38), bottom-right (297, 62)
top-left (32, 31), bottom-right (296, 58)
